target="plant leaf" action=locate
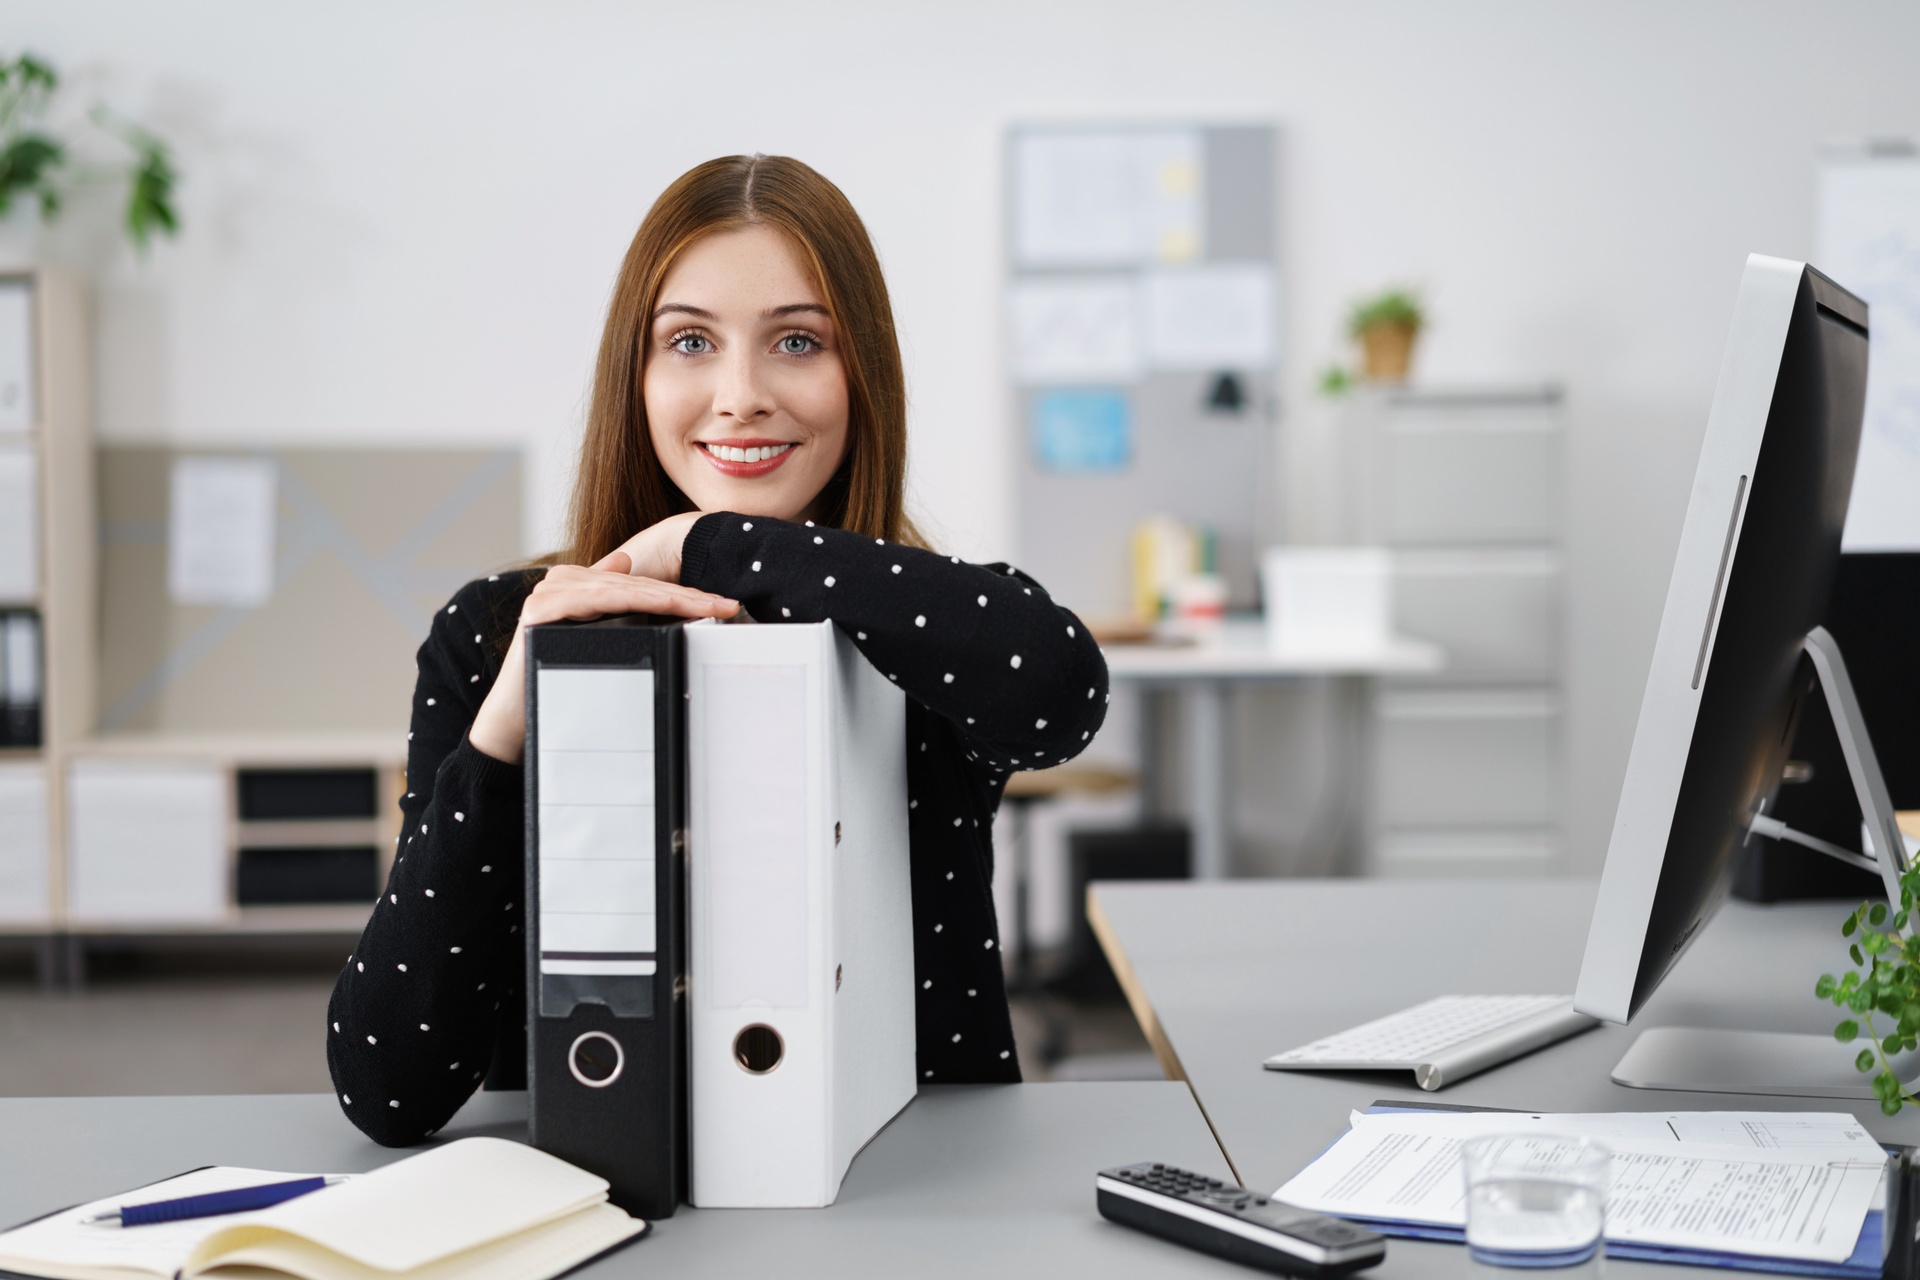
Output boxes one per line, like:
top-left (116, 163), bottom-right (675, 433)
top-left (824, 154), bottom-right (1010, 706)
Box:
top-left (1837, 1019), bottom-right (1861, 1042)
top-left (1859, 1048), bottom-right (1878, 1072)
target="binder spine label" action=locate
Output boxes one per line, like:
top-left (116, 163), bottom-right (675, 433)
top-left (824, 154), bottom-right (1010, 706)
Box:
top-left (534, 666), bottom-right (658, 1010)
top-left (700, 662), bottom-right (811, 1010)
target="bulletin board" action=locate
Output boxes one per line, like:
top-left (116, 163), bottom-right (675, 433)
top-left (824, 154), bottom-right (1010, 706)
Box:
top-left (1818, 143), bottom-right (1920, 551)
top-left (1007, 123), bottom-right (1279, 619)
top-left (96, 446), bottom-right (524, 735)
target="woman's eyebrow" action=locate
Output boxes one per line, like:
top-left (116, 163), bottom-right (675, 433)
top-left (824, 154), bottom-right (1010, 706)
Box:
top-left (765, 303), bottom-right (830, 319)
top-left (652, 303), bottom-right (716, 321)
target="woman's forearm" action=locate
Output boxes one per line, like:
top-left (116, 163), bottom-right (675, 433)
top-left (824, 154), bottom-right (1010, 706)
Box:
top-left (680, 513), bottom-right (1109, 768)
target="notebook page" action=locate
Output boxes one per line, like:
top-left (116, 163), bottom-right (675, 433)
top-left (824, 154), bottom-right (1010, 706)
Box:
top-left (0, 1166), bottom-right (317, 1280)
top-left (192, 1203), bottom-right (642, 1280)
top-left (192, 1139), bottom-right (611, 1274)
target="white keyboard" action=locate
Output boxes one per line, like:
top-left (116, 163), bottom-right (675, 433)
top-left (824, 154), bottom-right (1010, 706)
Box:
top-left (1265, 995), bottom-right (1595, 1090)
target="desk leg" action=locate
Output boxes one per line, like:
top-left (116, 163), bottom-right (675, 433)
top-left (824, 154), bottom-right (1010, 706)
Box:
top-left (1186, 683), bottom-right (1230, 880)
top-left (1136, 687), bottom-right (1166, 820)
top-left (1346, 675), bottom-right (1378, 875)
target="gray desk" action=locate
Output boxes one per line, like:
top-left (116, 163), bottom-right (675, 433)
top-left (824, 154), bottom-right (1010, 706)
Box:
top-left (1091, 878), bottom-right (1920, 1276)
top-left (0, 1083), bottom-right (1250, 1278)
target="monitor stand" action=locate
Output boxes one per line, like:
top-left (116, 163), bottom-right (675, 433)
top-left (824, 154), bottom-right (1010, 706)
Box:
top-left (1613, 1027), bottom-right (1920, 1099)
top-left (1612, 626), bottom-right (1917, 1098)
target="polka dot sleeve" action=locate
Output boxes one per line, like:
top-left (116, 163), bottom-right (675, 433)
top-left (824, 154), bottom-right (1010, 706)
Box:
top-left (680, 514), bottom-right (1110, 775)
top-left (325, 573), bottom-right (536, 1147)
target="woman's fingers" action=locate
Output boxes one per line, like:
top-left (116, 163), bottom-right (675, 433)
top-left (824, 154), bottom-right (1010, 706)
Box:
top-left (521, 569), bottom-right (739, 627)
top-left (590, 549), bottom-right (634, 574)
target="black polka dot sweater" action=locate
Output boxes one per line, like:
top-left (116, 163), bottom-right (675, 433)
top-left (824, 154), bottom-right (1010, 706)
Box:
top-left (327, 511), bottom-right (1110, 1145)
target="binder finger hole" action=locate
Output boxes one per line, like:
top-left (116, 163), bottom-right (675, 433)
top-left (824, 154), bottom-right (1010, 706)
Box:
top-left (734, 1023), bottom-right (784, 1074)
top-left (568, 1031), bottom-right (624, 1088)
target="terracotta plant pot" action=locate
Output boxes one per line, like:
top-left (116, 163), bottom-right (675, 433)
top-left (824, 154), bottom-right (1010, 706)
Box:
top-left (1359, 321), bottom-right (1417, 382)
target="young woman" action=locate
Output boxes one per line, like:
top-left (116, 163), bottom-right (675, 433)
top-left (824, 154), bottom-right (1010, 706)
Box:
top-left (328, 155), bottom-right (1108, 1145)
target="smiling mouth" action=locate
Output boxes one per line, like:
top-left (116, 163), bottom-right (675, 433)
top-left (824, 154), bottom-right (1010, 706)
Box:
top-left (699, 442), bottom-right (794, 463)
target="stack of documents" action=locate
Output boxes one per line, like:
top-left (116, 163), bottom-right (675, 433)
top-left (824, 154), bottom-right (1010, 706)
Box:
top-left (1277, 1107), bottom-right (1892, 1276)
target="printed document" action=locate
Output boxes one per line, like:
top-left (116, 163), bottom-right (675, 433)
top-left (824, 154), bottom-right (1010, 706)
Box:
top-left (1276, 1110), bottom-right (1886, 1264)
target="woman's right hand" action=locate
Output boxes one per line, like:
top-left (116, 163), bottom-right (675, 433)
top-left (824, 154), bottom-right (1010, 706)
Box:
top-left (467, 559), bottom-right (740, 764)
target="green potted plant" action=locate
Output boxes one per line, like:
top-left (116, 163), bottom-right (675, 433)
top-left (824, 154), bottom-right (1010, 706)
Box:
top-left (1819, 861), bottom-right (1920, 1114)
top-left (1347, 288), bottom-right (1424, 384)
top-left (0, 53), bottom-right (180, 253)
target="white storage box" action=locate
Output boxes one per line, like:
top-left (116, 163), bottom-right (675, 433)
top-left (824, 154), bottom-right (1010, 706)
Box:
top-left (1261, 546), bottom-right (1392, 655)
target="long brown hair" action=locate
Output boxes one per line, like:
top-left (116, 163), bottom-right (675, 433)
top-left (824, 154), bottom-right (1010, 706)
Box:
top-left (564, 154), bottom-right (924, 564)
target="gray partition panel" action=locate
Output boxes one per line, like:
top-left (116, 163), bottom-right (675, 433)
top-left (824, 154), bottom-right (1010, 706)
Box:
top-left (97, 446), bottom-right (523, 734)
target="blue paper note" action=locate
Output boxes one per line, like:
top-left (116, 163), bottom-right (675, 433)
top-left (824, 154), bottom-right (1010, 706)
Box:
top-left (1031, 389), bottom-right (1132, 473)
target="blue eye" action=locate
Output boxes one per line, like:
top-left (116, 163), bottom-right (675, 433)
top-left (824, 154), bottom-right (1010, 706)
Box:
top-left (778, 334), bottom-right (817, 356)
top-left (671, 333), bottom-right (711, 355)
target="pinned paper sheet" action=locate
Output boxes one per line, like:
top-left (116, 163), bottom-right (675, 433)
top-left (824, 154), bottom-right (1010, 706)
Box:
top-left (0, 279), bottom-right (31, 431)
top-left (1012, 129), bottom-right (1203, 268)
top-left (168, 457), bottom-right (278, 608)
top-left (1820, 154), bottom-right (1920, 550)
top-left (1008, 277), bottom-right (1140, 384)
top-left (1031, 389), bottom-right (1132, 473)
top-left (1142, 265), bottom-right (1274, 370)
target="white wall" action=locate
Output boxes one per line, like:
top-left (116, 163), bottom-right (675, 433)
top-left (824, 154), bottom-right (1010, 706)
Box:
top-left (4, 0), bottom-right (1917, 871)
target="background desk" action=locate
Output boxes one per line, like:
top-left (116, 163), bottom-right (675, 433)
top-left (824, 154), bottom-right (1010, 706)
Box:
top-left (1101, 623), bottom-right (1442, 879)
top-left (0, 1083), bottom-right (1250, 1278)
top-left (1091, 878), bottom-right (1920, 1276)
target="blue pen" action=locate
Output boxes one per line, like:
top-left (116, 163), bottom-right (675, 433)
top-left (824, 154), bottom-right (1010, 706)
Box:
top-left (82, 1176), bottom-right (348, 1227)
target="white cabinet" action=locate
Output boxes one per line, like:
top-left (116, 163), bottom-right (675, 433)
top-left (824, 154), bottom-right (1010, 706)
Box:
top-left (1360, 398), bottom-right (1562, 545)
top-left (1374, 689), bottom-right (1560, 828)
top-left (67, 761), bottom-right (227, 923)
top-left (0, 763), bottom-right (48, 922)
top-left (1346, 386), bottom-right (1566, 876)
top-left (1390, 550), bottom-right (1561, 677)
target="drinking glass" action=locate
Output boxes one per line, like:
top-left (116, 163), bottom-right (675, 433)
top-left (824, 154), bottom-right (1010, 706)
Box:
top-left (1460, 1134), bottom-right (1608, 1268)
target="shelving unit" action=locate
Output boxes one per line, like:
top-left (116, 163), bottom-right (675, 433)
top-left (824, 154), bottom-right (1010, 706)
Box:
top-left (1342, 384), bottom-right (1567, 876)
top-left (55, 730), bottom-right (405, 980)
top-left (0, 273), bottom-right (521, 982)
top-left (0, 269), bottom-right (93, 980)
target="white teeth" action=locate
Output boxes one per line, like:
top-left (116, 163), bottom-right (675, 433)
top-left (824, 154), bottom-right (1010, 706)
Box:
top-left (708, 443), bottom-right (791, 464)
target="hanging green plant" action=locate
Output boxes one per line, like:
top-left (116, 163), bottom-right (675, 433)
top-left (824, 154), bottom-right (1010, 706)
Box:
top-left (0, 52), bottom-right (180, 253)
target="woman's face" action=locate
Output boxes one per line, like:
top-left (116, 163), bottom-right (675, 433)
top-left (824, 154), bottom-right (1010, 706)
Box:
top-left (643, 225), bottom-right (851, 523)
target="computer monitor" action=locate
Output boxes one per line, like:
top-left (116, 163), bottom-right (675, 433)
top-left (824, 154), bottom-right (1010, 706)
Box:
top-left (1572, 253), bottom-right (1911, 1097)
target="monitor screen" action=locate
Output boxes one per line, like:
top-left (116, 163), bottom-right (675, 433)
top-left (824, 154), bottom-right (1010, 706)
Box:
top-left (1575, 255), bottom-right (1869, 1024)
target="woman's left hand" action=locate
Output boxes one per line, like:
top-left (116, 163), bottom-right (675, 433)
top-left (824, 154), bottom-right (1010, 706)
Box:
top-left (594, 511), bottom-right (706, 580)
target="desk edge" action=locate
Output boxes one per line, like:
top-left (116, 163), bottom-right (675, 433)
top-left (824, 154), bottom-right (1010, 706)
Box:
top-left (1085, 885), bottom-right (1245, 1185)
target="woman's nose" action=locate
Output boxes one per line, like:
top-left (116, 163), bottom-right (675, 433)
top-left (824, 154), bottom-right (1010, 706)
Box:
top-left (713, 350), bottom-right (776, 423)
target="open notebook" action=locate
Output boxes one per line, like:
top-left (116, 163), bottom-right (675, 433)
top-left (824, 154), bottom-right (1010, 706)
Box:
top-left (0, 1137), bottom-right (646, 1280)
